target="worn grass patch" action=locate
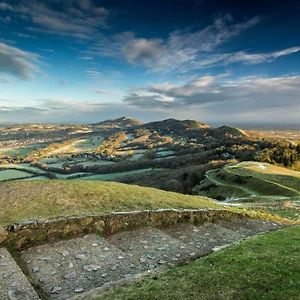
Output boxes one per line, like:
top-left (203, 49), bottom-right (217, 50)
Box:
top-left (92, 225), bottom-right (300, 300)
top-left (0, 180), bottom-right (221, 226)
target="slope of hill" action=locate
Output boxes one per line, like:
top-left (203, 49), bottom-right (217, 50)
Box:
top-left (0, 180), bottom-right (220, 226)
top-left (92, 117), bottom-right (144, 129)
top-left (194, 161), bottom-right (300, 201)
top-left (212, 126), bottom-right (247, 138)
top-left (142, 118), bottom-right (210, 132)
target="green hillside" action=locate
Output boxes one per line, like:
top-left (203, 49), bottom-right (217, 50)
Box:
top-left (195, 161), bottom-right (300, 201)
top-left (0, 180), bottom-right (220, 226)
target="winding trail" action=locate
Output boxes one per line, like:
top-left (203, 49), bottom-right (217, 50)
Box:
top-left (205, 169), bottom-right (255, 196)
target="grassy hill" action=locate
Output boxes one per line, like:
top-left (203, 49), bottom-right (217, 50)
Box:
top-left (142, 118), bottom-right (210, 132)
top-left (92, 117), bottom-right (144, 129)
top-left (194, 161), bottom-right (300, 220)
top-left (195, 161), bottom-right (300, 200)
top-left (0, 180), bottom-right (220, 226)
top-left (94, 225), bottom-right (300, 300)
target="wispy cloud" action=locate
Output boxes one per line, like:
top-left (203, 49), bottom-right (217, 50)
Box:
top-left (123, 75), bottom-right (300, 115)
top-left (96, 15), bottom-right (262, 72)
top-left (0, 0), bottom-right (109, 39)
top-left (94, 15), bottom-right (300, 73)
top-left (0, 42), bottom-right (39, 80)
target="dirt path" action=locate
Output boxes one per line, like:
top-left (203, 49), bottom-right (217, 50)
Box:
top-left (225, 166), bottom-right (300, 196)
top-left (205, 169), bottom-right (255, 196)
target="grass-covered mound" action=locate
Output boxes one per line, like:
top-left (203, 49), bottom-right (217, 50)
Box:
top-left (195, 161), bottom-right (300, 200)
top-left (93, 225), bottom-right (300, 300)
top-left (0, 180), bottom-right (220, 226)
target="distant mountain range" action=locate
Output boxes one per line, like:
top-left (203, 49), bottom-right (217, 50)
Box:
top-left (90, 116), bottom-right (246, 139)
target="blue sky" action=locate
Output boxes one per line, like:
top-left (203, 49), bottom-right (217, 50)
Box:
top-left (0, 0), bottom-right (300, 124)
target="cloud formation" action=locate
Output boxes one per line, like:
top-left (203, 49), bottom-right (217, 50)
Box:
top-left (123, 75), bottom-right (300, 115)
top-left (0, 0), bottom-right (109, 38)
top-left (0, 42), bottom-right (39, 79)
top-left (95, 15), bottom-right (300, 73)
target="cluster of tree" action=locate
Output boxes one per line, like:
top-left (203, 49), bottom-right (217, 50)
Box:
top-left (118, 160), bottom-right (231, 194)
top-left (254, 141), bottom-right (300, 166)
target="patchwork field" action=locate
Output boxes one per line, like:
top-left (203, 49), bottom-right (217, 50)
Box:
top-left (0, 169), bottom-right (34, 181)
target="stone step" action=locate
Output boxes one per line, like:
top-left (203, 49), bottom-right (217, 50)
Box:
top-left (162, 222), bottom-right (245, 254)
top-left (107, 227), bottom-right (200, 269)
top-left (17, 219), bottom-right (285, 300)
top-left (20, 234), bottom-right (141, 300)
top-left (217, 218), bottom-right (283, 236)
top-left (0, 248), bottom-right (40, 300)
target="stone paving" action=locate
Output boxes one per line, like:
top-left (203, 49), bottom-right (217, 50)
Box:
top-left (1, 217), bottom-right (285, 300)
top-left (0, 248), bottom-right (40, 300)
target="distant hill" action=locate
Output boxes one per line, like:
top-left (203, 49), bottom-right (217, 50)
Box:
top-left (209, 126), bottom-right (247, 138)
top-left (93, 117), bottom-right (144, 129)
top-left (142, 118), bottom-right (210, 132)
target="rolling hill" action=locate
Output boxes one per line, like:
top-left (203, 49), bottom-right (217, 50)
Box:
top-left (92, 117), bottom-right (144, 129)
top-left (142, 118), bottom-right (210, 132)
top-left (194, 161), bottom-right (300, 201)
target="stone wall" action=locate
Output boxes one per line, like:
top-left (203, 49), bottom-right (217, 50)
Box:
top-left (3, 209), bottom-right (246, 251)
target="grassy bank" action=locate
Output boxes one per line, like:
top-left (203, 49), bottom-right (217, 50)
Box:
top-left (0, 180), bottom-right (220, 226)
top-left (93, 225), bottom-right (300, 300)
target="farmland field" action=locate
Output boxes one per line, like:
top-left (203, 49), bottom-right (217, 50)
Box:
top-left (0, 169), bottom-right (33, 181)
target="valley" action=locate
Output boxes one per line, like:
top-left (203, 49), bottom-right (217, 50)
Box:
top-left (0, 117), bottom-right (299, 299)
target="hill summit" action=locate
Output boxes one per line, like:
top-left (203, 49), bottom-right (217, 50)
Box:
top-left (142, 118), bottom-right (210, 132)
top-left (93, 116), bottom-right (144, 129)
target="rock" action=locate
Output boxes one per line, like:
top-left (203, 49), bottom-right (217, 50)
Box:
top-left (103, 247), bottom-right (110, 251)
top-left (80, 217), bottom-right (93, 226)
top-left (2, 271), bottom-right (11, 279)
top-left (74, 287), bottom-right (85, 293)
top-left (83, 264), bottom-right (99, 272)
top-left (32, 267), bottom-right (39, 273)
top-left (51, 286), bottom-right (62, 294)
top-left (64, 271), bottom-right (77, 280)
top-left (101, 273), bottom-right (108, 278)
top-left (110, 265), bottom-right (118, 271)
top-left (158, 260), bottom-right (167, 265)
top-left (139, 257), bottom-right (147, 263)
top-left (148, 264), bottom-right (156, 269)
top-left (75, 253), bottom-right (87, 260)
top-left (0, 227), bottom-right (8, 245)
top-left (60, 250), bottom-right (69, 256)
top-left (39, 256), bottom-right (52, 261)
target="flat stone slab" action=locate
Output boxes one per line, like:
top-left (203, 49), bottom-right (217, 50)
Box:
top-left (163, 222), bottom-right (245, 253)
top-left (21, 235), bottom-right (140, 300)
top-left (108, 227), bottom-right (197, 269)
top-left (217, 218), bottom-right (283, 236)
top-left (0, 248), bottom-right (40, 300)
